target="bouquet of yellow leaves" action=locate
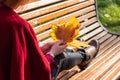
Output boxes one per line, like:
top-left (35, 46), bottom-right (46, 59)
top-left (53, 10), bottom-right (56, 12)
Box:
top-left (50, 17), bottom-right (89, 48)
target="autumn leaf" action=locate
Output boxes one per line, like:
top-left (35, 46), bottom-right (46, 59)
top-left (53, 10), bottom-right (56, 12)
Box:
top-left (68, 40), bottom-right (90, 48)
top-left (50, 16), bottom-right (89, 48)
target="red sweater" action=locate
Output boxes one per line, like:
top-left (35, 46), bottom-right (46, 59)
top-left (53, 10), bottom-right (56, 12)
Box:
top-left (0, 2), bottom-right (53, 80)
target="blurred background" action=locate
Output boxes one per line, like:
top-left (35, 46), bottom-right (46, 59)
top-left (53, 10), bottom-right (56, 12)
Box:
top-left (97, 0), bottom-right (120, 34)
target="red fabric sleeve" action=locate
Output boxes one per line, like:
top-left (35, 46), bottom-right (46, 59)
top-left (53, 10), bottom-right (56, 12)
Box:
top-left (45, 54), bottom-right (58, 72)
top-left (0, 2), bottom-right (51, 80)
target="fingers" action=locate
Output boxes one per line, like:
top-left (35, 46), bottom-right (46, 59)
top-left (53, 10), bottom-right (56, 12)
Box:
top-left (56, 40), bottom-right (66, 45)
top-left (59, 44), bottom-right (67, 48)
top-left (46, 42), bottom-right (55, 45)
top-left (57, 41), bottom-right (67, 51)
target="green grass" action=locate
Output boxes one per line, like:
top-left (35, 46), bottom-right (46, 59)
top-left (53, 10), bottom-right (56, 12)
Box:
top-left (97, 0), bottom-right (120, 33)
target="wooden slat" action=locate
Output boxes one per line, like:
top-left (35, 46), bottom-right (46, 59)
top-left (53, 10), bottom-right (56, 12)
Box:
top-left (69, 36), bottom-right (118, 80)
top-left (79, 22), bottom-right (100, 36)
top-left (79, 11), bottom-right (96, 21)
top-left (56, 66), bottom-right (80, 80)
top-left (34, 11), bottom-right (96, 34)
top-left (100, 60), bottom-right (120, 80)
top-left (88, 31), bottom-right (108, 42)
top-left (99, 33), bottom-right (112, 43)
top-left (69, 37), bottom-right (120, 80)
top-left (37, 17), bottom-right (97, 41)
top-left (59, 70), bottom-right (78, 80)
top-left (94, 35), bottom-right (118, 57)
top-left (100, 36), bottom-right (117, 49)
top-left (73, 41), bottom-right (120, 80)
top-left (98, 36), bottom-right (120, 56)
top-left (20, 0), bottom-right (86, 20)
top-left (80, 17), bottom-right (97, 29)
top-left (112, 72), bottom-right (120, 80)
top-left (81, 27), bottom-right (103, 41)
top-left (79, 38), bottom-right (120, 79)
top-left (62, 35), bottom-right (119, 80)
top-left (16, 0), bottom-right (62, 13)
top-left (28, 3), bottom-right (95, 26)
top-left (56, 70), bottom-right (69, 80)
top-left (37, 29), bottom-right (51, 41)
top-left (84, 51), bottom-right (120, 80)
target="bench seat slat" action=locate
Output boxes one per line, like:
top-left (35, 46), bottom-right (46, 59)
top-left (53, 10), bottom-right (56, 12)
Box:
top-left (56, 66), bottom-right (80, 80)
top-left (84, 50), bottom-right (120, 80)
top-left (57, 35), bottom-right (119, 80)
top-left (81, 27), bottom-right (103, 41)
top-left (88, 31), bottom-right (108, 42)
top-left (80, 17), bottom-right (97, 29)
top-left (99, 34), bottom-right (112, 43)
top-left (69, 36), bottom-right (120, 79)
top-left (100, 60), bottom-right (120, 80)
top-left (99, 37), bottom-right (120, 54)
top-left (80, 22), bottom-right (100, 36)
top-left (112, 72), bottom-right (120, 80)
top-left (56, 70), bottom-right (70, 80)
top-left (69, 37), bottom-right (120, 80)
top-left (59, 70), bottom-right (78, 80)
top-left (100, 36), bottom-right (117, 49)
top-left (63, 45), bottom-right (119, 80)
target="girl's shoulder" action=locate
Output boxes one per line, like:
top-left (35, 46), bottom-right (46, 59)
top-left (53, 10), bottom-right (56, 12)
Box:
top-left (0, 2), bottom-right (30, 29)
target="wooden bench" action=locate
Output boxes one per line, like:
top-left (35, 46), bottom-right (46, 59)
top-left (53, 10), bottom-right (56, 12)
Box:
top-left (17, 0), bottom-right (120, 80)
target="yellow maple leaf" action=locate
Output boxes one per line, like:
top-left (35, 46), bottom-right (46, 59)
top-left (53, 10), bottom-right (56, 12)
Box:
top-left (68, 40), bottom-right (90, 48)
top-left (50, 16), bottom-right (89, 48)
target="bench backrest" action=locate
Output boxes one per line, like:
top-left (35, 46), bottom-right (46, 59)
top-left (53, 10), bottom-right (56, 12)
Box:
top-left (17, 0), bottom-right (102, 43)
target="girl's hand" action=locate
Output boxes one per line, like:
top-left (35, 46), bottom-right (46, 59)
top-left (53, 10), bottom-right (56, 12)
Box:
top-left (41, 42), bottom-right (55, 54)
top-left (48, 40), bottom-right (67, 57)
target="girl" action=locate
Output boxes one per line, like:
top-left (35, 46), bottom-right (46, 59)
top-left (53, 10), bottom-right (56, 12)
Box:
top-left (0, 0), bottom-right (99, 80)
top-left (0, 0), bottom-right (66, 80)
